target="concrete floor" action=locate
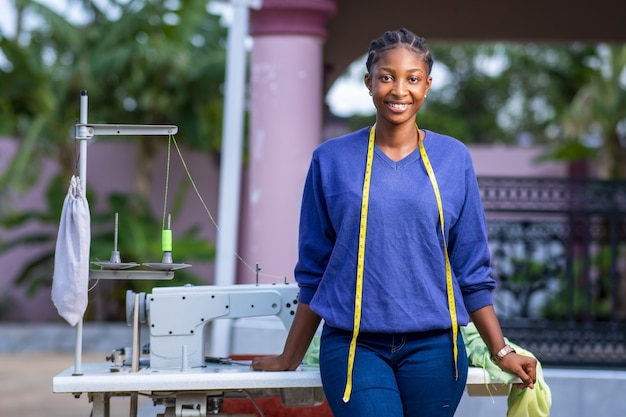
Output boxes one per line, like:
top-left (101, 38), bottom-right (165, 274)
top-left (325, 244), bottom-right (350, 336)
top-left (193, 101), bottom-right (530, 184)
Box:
top-left (0, 352), bottom-right (151, 417)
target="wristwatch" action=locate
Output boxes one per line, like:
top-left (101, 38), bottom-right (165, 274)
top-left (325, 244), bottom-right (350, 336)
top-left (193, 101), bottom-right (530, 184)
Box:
top-left (492, 344), bottom-right (516, 364)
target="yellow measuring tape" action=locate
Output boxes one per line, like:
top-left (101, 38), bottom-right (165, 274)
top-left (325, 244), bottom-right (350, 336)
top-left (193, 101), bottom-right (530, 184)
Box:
top-left (342, 124), bottom-right (459, 403)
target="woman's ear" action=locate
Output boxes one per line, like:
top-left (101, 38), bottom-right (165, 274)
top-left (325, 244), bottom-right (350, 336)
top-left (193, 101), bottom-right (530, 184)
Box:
top-left (364, 73), bottom-right (372, 95)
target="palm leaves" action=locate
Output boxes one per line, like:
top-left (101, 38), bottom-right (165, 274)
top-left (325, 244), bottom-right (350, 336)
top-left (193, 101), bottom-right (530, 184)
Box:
top-left (561, 45), bottom-right (626, 178)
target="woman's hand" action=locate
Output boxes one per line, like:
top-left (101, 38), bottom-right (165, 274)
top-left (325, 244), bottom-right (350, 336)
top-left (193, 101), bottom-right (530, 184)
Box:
top-left (497, 352), bottom-right (537, 389)
top-left (469, 306), bottom-right (537, 390)
top-left (250, 354), bottom-right (296, 371)
top-left (249, 303), bottom-right (321, 372)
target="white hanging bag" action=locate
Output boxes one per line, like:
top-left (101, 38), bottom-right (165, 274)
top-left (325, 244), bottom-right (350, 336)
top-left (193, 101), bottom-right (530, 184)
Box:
top-left (52, 175), bottom-right (91, 326)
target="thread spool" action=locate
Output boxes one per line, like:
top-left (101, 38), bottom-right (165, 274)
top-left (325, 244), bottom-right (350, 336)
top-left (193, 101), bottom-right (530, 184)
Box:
top-left (162, 229), bottom-right (173, 253)
top-left (162, 213), bottom-right (173, 264)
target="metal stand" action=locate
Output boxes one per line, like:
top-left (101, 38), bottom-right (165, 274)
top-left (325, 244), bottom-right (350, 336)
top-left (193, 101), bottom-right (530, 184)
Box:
top-left (72, 89), bottom-right (178, 384)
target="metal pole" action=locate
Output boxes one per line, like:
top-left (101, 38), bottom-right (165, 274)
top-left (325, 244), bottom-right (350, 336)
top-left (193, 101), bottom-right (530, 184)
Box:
top-left (210, 0), bottom-right (257, 357)
top-left (73, 89), bottom-right (89, 376)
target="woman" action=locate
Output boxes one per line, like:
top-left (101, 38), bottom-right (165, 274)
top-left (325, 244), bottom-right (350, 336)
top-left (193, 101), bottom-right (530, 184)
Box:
top-left (251, 28), bottom-right (536, 417)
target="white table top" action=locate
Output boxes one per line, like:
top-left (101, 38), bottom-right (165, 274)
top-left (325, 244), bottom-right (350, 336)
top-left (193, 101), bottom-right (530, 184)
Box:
top-left (53, 362), bottom-right (508, 394)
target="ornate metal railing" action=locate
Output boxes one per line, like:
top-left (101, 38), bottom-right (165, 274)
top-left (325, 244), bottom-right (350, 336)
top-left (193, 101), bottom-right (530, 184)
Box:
top-left (478, 177), bottom-right (626, 368)
top-left (480, 176), bottom-right (626, 213)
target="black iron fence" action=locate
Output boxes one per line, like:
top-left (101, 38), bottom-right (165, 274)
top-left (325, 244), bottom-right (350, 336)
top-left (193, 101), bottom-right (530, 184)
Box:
top-left (478, 177), bottom-right (626, 368)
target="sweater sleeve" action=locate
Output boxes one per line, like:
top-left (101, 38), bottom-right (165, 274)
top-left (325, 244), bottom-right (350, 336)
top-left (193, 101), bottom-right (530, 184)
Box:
top-left (448, 153), bottom-right (496, 313)
top-left (294, 153), bottom-right (336, 304)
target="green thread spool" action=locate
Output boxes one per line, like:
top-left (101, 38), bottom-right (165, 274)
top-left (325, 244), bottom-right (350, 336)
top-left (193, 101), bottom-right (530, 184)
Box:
top-left (162, 229), bottom-right (172, 252)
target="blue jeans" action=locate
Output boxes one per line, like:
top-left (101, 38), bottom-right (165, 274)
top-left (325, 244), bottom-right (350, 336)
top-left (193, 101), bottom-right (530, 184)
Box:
top-left (319, 325), bottom-right (468, 417)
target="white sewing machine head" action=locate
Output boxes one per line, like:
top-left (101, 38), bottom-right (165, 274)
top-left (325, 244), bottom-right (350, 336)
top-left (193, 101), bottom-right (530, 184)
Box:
top-left (125, 283), bottom-right (299, 369)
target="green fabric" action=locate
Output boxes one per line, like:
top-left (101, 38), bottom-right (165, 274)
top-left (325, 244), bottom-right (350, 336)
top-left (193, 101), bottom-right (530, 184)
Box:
top-left (303, 335), bottom-right (321, 367)
top-left (303, 326), bottom-right (552, 416)
top-left (461, 323), bottom-right (552, 417)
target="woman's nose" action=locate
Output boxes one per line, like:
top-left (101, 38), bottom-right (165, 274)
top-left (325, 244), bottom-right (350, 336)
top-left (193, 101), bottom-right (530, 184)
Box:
top-left (392, 80), bottom-right (407, 95)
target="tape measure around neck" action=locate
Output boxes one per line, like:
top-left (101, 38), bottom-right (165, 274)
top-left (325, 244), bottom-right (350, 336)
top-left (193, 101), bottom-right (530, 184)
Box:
top-left (342, 124), bottom-right (459, 403)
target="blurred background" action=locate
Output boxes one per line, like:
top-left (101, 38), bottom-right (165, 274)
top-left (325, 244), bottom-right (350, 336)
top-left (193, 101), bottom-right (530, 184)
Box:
top-left (0, 1), bottom-right (625, 416)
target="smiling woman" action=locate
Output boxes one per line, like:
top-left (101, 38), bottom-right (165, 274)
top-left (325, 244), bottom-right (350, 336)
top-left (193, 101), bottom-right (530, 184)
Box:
top-left (250, 27), bottom-right (538, 417)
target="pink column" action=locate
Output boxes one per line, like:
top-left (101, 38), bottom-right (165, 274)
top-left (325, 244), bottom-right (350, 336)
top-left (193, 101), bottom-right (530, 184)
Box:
top-left (238, 0), bottom-right (336, 284)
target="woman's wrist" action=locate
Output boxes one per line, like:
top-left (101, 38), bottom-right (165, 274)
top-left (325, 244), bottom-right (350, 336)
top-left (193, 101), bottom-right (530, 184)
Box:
top-left (492, 344), bottom-right (516, 364)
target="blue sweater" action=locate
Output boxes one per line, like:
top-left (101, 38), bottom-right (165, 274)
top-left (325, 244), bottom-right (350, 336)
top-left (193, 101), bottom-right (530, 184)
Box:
top-left (295, 127), bottom-right (496, 333)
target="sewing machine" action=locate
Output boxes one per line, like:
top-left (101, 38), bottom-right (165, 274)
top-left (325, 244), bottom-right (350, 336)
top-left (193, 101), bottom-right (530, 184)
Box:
top-left (126, 283), bottom-right (299, 369)
top-left (54, 283), bottom-right (323, 417)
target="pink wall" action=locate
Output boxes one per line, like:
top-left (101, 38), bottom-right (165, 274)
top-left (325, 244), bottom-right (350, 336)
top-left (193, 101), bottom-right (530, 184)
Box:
top-left (469, 144), bottom-right (567, 177)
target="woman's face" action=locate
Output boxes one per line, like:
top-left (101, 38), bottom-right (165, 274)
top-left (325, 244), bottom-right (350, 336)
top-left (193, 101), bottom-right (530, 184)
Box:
top-left (364, 46), bottom-right (432, 126)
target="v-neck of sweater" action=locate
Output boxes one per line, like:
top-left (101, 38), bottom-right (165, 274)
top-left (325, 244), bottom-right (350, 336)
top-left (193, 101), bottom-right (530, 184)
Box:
top-left (373, 131), bottom-right (427, 170)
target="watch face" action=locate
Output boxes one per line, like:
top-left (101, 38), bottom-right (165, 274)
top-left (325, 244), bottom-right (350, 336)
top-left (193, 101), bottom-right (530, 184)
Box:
top-left (496, 345), bottom-right (515, 361)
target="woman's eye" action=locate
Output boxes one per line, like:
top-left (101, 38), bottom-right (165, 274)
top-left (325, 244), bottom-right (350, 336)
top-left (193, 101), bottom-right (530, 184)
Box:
top-left (381, 75), bottom-right (393, 82)
top-left (409, 76), bottom-right (418, 83)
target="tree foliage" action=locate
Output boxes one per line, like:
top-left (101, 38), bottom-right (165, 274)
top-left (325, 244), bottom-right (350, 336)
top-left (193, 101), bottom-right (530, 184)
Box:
top-left (418, 43), bottom-right (597, 144)
top-left (0, 0), bottom-right (228, 198)
top-left (560, 45), bottom-right (626, 178)
top-left (0, 0), bottom-right (227, 314)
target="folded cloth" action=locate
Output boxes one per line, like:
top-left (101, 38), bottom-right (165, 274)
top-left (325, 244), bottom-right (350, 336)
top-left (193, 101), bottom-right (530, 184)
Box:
top-left (461, 322), bottom-right (552, 417)
top-left (52, 175), bottom-right (91, 326)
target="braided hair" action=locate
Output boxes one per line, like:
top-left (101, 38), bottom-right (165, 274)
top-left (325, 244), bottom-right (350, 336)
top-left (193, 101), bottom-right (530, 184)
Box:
top-left (365, 28), bottom-right (433, 75)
